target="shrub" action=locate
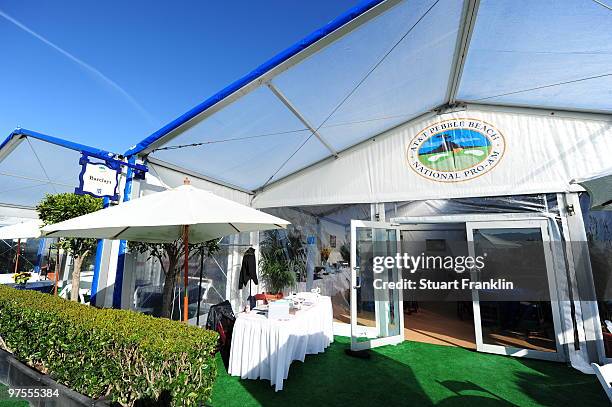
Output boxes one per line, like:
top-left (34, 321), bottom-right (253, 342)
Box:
top-left (0, 285), bottom-right (218, 406)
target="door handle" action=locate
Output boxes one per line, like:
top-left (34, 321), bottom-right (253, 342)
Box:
top-left (353, 276), bottom-right (361, 289)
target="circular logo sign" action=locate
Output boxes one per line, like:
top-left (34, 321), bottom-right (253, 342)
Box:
top-left (407, 119), bottom-right (505, 182)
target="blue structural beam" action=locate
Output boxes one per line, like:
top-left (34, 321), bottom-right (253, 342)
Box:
top-left (1, 128), bottom-right (115, 160)
top-left (0, 128), bottom-right (148, 173)
top-left (113, 156), bottom-right (136, 308)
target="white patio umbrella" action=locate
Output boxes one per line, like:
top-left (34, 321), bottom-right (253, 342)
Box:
top-left (0, 219), bottom-right (43, 274)
top-left (42, 181), bottom-right (290, 321)
top-left (0, 219), bottom-right (43, 240)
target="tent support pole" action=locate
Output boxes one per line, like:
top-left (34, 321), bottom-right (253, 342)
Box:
top-left (183, 225), bottom-right (189, 322)
top-left (445, 0), bottom-right (480, 104)
top-left (266, 82), bottom-right (338, 158)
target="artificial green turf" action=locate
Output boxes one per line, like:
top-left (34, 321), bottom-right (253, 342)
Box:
top-left (211, 336), bottom-right (608, 407)
top-left (0, 384), bottom-right (28, 407)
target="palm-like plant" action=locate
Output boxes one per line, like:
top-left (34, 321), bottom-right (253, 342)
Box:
top-left (259, 231), bottom-right (297, 294)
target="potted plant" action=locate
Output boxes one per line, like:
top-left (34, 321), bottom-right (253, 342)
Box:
top-left (259, 253), bottom-right (296, 295)
top-left (13, 271), bottom-right (31, 288)
top-left (259, 231), bottom-right (296, 294)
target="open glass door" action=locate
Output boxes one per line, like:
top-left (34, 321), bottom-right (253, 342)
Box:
top-left (466, 219), bottom-right (564, 361)
top-left (350, 220), bottom-right (404, 351)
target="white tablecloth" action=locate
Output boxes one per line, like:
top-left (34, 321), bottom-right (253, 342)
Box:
top-left (228, 295), bottom-right (334, 391)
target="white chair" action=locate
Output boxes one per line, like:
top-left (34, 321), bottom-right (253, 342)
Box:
top-left (59, 271), bottom-right (94, 304)
top-left (592, 363), bottom-right (612, 402)
top-left (59, 283), bottom-right (89, 304)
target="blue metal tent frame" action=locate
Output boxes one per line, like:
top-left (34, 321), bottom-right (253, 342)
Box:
top-left (0, 128), bottom-right (149, 308)
top-left (1, 128), bottom-right (147, 173)
top-left (1, 128), bottom-right (116, 162)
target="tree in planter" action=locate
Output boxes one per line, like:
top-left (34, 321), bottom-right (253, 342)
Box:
top-left (129, 238), bottom-right (219, 318)
top-left (36, 193), bottom-right (102, 301)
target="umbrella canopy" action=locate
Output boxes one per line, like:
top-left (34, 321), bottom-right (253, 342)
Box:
top-left (41, 184), bottom-right (289, 242)
top-left (0, 220), bottom-right (43, 240)
top-left (572, 169), bottom-right (612, 211)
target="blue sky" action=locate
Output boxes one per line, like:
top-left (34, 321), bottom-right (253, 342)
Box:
top-left (0, 0), bottom-right (360, 152)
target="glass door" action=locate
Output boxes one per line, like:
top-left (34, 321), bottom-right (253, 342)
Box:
top-left (466, 220), bottom-right (564, 361)
top-left (350, 220), bottom-right (404, 351)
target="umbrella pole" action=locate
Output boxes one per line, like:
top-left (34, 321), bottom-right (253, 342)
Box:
top-left (196, 247), bottom-right (204, 326)
top-left (13, 238), bottom-right (21, 274)
top-left (183, 225), bottom-right (189, 323)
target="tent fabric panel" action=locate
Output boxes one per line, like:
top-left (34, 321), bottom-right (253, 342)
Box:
top-left (457, 0), bottom-right (612, 112)
top-left (266, 136), bottom-right (335, 186)
top-left (0, 129), bottom-right (113, 208)
top-left (0, 138), bottom-right (87, 207)
top-left (148, 85), bottom-right (321, 190)
top-left (271, 0), bottom-right (462, 153)
top-left (23, 138), bottom-right (85, 186)
top-left (144, 160), bottom-right (253, 206)
top-left (252, 108), bottom-right (612, 208)
top-left (0, 174), bottom-right (73, 208)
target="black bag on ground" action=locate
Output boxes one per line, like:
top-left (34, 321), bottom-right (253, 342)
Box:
top-left (205, 300), bottom-right (236, 370)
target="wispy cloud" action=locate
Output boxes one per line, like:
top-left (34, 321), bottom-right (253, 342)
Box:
top-left (0, 9), bottom-right (156, 124)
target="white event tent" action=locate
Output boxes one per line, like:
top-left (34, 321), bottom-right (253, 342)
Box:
top-left (0, 0), bottom-right (611, 373)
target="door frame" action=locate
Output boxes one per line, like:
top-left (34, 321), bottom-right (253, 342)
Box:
top-left (384, 213), bottom-right (566, 362)
top-left (350, 220), bottom-right (404, 350)
top-left (465, 219), bottom-right (565, 362)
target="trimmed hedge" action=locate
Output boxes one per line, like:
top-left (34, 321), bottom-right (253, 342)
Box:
top-left (0, 285), bottom-right (218, 406)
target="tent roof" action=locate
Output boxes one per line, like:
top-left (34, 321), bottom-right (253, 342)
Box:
top-left (124, 0), bottom-right (612, 193)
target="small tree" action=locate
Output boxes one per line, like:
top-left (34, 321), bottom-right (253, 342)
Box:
top-left (36, 193), bottom-right (102, 301)
top-left (129, 238), bottom-right (219, 318)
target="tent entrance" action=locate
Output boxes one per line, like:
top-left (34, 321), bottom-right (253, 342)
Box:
top-left (350, 216), bottom-right (566, 362)
top-left (399, 223), bottom-right (476, 350)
